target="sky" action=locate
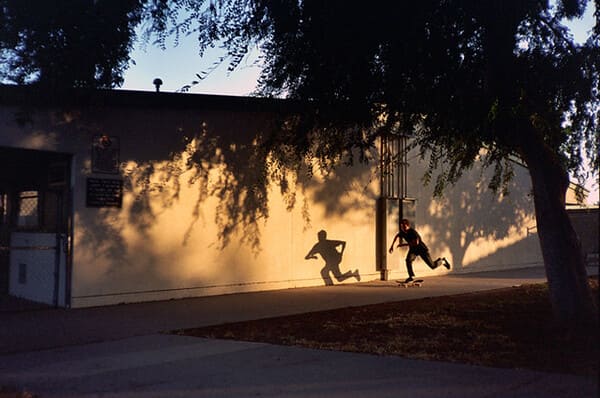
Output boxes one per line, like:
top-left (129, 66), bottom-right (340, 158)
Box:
top-left (121, 5), bottom-right (596, 95)
top-left (120, 6), bottom-right (598, 204)
top-left (121, 36), bottom-right (262, 96)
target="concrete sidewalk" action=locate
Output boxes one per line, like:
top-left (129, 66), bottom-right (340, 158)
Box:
top-left (1, 267), bottom-right (598, 397)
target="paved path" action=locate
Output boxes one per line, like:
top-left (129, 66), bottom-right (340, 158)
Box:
top-left (0, 267), bottom-right (597, 397)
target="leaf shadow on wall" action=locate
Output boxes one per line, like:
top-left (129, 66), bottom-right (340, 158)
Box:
top-left (74, 109), bottom-right (378, 288)
top-left (120, 120), bottom-right (379, 254)
top-left (415, 160), bottom-right (536, 272)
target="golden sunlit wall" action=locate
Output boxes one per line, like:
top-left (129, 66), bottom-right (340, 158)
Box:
top-left (384, 146), bottom-right (543, 279)
top-left (58, 101), bottom-right (378, 307)
top-left (0, 91), bottom-right (544, 307)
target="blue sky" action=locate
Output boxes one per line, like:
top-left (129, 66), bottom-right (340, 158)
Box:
top-left (121, 36), bottom-right (262, 95)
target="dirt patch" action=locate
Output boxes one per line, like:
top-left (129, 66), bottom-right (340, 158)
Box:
top-left (175, 278), bottom-right (599, 377)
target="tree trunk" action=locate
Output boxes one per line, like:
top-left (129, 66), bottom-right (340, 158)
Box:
top-left (519, 134), bottom-right (597, 333)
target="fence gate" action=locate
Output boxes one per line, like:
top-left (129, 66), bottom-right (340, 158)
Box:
top-left (0, 147), bottom-right (71, 310)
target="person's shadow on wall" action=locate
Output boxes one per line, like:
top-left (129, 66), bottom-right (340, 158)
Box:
top-left (305, 230), bottom-right (361, 286)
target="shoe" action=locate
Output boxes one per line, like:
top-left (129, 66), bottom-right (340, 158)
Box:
top-left (443, 258), bottom-right (451, 270)
top-left (404, 276), bottom-right (414, 283)
top-left (355, 269), bottom-right (361, 282)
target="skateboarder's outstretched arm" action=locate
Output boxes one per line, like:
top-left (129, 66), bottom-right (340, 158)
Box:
top-left (389, 233), bottom-right (405, 253)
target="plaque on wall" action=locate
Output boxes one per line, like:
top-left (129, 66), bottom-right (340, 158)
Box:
top-left (86, 178), bottom-right (123, 208)
top-left (92, 134), bottom-right (120, 174)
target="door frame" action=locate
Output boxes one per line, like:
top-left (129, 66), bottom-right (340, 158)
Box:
top-left (0, 146), bottom-right (73, 308)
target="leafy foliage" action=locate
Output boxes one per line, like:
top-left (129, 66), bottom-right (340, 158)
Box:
top-left (142, 0), bottom-right (598, 194)
top-left (0, 0), bottom-right (143, 88)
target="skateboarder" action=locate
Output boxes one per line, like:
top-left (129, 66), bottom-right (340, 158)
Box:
top-left (389, 219), bottom-right (450, 283)
top-left (305, 230), bottom-right (361, 286)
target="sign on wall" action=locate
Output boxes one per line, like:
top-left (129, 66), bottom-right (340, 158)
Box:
top-left (92, 134), bottom-right (120, 174)
top-left (86, 178), bottom-right (123, 208)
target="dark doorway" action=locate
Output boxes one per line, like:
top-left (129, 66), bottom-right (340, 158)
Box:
top-left (0, 147), bottom-right (72, 310)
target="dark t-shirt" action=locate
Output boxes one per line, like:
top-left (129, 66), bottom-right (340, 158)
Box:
top-left (401, 228), bottom-right (428, 252)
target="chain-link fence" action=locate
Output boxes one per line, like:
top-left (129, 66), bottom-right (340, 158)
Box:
top-left (17, 191), bottom-right (39, 228)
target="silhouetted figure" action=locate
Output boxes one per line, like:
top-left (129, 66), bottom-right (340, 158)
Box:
top-left (389, 219), bottom-right (451, 283)
top-left (305, 230), bottom-right (361, 286)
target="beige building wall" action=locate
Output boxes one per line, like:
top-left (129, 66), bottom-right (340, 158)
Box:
top-left (0, 88), bottom-right (546, 307)
top-left (385, 149), bottom-right (543, 279)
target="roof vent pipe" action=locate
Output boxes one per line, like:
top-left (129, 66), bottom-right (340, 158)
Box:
top-left (153, 78), bottom-right (163, 92)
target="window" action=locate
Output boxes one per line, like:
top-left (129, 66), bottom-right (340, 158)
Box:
top-left (17, 191), bottom-right (39, 228)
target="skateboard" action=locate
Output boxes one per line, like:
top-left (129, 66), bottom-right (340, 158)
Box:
top-left (396, 279), bottom-right (424, 287)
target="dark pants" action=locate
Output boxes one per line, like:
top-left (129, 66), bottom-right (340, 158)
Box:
top-left (406, 249), bottom-right (437, 278)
